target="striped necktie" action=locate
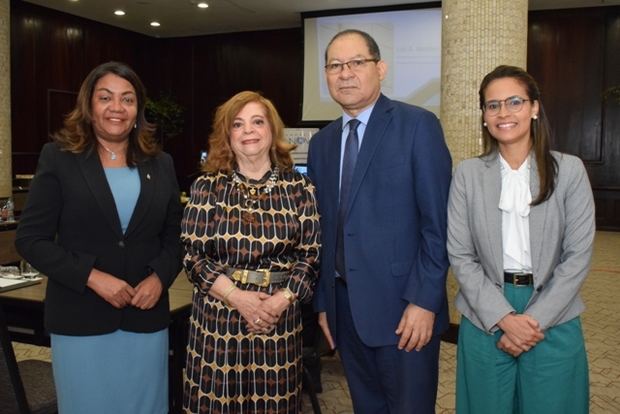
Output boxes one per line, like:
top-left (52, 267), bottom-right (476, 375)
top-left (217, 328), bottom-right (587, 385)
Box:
top-left (335, 118), bottom-right (360, 279)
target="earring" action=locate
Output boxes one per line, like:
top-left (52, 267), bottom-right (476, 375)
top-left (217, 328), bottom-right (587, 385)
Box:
top-left (483, 122), bottom-right (487, 127)
top-left (134, 123), bottom-right (137, 129)
top-left (532, 115), bottom-right (538, 120)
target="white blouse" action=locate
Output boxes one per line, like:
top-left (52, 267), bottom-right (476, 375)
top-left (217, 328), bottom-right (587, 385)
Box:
top-left (499, 154), bottom-right (532, 273)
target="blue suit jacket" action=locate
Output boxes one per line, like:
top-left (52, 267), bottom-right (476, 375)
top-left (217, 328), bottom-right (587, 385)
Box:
top-left (308, 94), bottom-right (452, 347)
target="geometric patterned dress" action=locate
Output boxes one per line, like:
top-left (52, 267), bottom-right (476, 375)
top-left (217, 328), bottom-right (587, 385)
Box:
top-left (180, 168), bottom-right (321, 413)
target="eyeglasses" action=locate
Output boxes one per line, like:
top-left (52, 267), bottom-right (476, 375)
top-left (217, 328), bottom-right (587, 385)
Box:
top-left (482, 96), bottom-right (531, 116)
top-left (324, 58), bottom-right (379, 74)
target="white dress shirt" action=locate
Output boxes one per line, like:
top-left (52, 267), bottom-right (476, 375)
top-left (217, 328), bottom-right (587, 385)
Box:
top-left (499, 154), bottom-right (532, 273)
top-left (338, 103), bottom-right (375, 190)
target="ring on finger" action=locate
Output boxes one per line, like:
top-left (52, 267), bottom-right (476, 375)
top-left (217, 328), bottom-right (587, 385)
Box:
top-left (254, 318), bottom-right (262, 325)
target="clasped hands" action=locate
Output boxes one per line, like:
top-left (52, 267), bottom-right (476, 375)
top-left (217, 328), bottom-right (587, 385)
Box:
top-left (87, 268), bottom-right (163, 310)
top-left (226, 289), bottom-right (291, 334)
top-left (496, 313), bottom-right (545, 357)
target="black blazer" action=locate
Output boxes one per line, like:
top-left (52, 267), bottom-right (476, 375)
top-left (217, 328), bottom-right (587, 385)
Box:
top-left (16, 142), bottom-right (182, 335)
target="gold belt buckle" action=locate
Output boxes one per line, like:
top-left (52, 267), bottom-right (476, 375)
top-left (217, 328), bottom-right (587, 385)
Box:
top-left (232, 269), bottom-right (249, 284)
top-left (256, 269), bottom-right (271, 287)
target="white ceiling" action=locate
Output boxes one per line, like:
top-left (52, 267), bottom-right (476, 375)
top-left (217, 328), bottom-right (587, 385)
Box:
top-left (21, 0), bottom-right (620, 38)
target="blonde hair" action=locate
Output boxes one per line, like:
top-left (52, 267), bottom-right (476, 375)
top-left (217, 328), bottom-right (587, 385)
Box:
top-left (204, 91), bottom-right (294, 174)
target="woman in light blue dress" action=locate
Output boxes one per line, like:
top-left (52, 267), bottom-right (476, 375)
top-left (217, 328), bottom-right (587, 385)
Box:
top-left (16, 62), bottom-right (182, 414)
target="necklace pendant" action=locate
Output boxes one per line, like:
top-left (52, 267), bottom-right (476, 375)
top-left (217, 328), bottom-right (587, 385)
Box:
top-left (249, 187), bottom-right (257, 196)
top-left (241, 211), bottom-right (255, 224)
top-left (110, 153), bottom-right (117, 160)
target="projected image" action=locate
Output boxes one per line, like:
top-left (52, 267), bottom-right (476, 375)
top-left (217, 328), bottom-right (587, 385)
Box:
top-left (303, 7), bottom-right (442, 121)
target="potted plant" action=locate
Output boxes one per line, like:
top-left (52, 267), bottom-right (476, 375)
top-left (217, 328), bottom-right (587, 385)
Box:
top-left (145, 93), bottom-right (185, 143)
top-left (603, 85), bottom-right (620, 104)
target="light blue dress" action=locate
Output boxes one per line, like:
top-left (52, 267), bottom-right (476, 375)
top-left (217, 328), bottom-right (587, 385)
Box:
top-left (51, 167), bottom-right (168, 414)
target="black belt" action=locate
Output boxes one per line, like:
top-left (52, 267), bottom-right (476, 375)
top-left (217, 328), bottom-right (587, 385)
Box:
top-left (504, 272), bottom-right (533, 286)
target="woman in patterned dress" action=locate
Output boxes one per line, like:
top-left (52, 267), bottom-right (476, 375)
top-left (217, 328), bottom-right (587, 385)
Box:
top-left (181, 91), bottom-right (321, 413)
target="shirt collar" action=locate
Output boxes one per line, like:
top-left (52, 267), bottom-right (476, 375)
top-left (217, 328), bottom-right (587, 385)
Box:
top-left (341, 103), bottom-right (376, 130)
top-left (499, 153), bottom-right (530, 178)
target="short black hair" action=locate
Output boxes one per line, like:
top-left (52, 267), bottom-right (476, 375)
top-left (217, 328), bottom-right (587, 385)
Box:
top-left (324, 29), bottom-right (381, 63)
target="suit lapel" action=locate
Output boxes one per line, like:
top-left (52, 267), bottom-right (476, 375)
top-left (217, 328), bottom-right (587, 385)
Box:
top-left (77, 148), bottom-right (123, 239)
top-left (528, 157), bottom-right (545, 275)
top-left (125, 158), bottom-right (155, 237)
top-left (327, 121), bottom-right (343, 215)
top-left (482, 154), bottom-right (504, 279)
top-left (344, 94), bottom-right (392, 217)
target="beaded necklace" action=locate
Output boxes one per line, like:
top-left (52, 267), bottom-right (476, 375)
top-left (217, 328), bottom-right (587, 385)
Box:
top-left (231, 166), bottom-right (279, 223)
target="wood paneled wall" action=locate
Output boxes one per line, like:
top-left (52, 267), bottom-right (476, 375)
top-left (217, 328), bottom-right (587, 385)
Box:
top-left (155, 29), bottom-right (303, 188)
top-left (528, 7), bottom-right (620, 230)
top-left (10, 0), bottom-right (156, 174)
top-left (9, 1), bottom-right (620, 229)
top-left (10, 1), bottom-right (302, 190)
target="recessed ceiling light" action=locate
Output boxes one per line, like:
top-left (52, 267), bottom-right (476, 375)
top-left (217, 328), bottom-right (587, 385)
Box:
top-left (197, 2), bottom-right (208, 8)
top-left (150, 21), bottom-right (161, 27)
top-left (114, 10), bottom-right (126, 16)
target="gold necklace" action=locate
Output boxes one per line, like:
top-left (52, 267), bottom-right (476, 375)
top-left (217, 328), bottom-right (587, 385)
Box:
top-left (231, 167), bottom-right (279, 224)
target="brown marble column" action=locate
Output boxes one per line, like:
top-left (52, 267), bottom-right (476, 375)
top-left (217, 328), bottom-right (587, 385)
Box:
top-left (440, 0), bottom-right (528, 325)
top-left (441, 0), bottom-right (528, 167)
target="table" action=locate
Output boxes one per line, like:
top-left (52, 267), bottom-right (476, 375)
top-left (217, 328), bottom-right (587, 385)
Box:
top-left (0, 221), bottom-right (20, 265)
top-left (0, 274), bottom-right (194, 414)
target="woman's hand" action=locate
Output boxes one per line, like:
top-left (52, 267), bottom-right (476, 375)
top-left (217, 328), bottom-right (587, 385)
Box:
top-left (131, 273), bottom-right (163, 310)
top-left (255, 291), bottom-right (292, 331)
top-left (318, 312), bottom-right (335, 350)
top-left (87, 268), bottom-right (136, 309)
top-left (497, 313), bottom-right (544, 352)
top-left (497, 333), bottom-right (524, 357)
top-left (227, 289), bottom-right (278, 333)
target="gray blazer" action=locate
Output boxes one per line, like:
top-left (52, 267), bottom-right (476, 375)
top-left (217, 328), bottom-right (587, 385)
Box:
top-left (447, 151), bottom-right (595, 333)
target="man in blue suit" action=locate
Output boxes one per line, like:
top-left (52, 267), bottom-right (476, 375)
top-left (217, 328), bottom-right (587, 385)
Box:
top-left (307, 29), bottom-right (452, 413)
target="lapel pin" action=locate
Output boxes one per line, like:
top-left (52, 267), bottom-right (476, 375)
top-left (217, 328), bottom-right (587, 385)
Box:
top-left (147, 173), bottom-right (151, 180)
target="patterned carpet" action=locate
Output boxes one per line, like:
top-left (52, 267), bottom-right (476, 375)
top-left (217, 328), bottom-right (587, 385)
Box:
top-left (12, 231), bottom-right (620, 413)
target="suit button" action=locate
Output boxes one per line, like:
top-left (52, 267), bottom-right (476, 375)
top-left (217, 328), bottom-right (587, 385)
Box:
top-left (118, 240), bottom-right (125, 248)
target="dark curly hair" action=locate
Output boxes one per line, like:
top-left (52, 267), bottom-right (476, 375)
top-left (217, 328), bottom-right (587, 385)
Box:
top-left (53, 61), bottom-right (158, 166)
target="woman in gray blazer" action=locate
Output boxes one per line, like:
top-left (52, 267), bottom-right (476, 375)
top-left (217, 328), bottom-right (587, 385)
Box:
top-left (447, 65), bottom-right (595, 414)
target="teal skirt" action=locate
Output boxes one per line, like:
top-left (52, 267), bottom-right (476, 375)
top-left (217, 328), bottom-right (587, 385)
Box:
top-left (456, 284), bottom-right (589, 414)
top-left (51, 329), bottom-right (168, 414)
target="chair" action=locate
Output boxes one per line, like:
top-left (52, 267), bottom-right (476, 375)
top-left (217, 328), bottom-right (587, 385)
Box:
top-left (0, 306), bottom-right (57, 414)
top-left (302, 350), bottom-right (322, 414)
top-left (301, 303), bottom-right (322, 414)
